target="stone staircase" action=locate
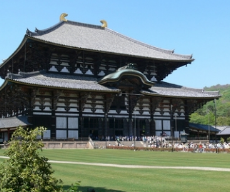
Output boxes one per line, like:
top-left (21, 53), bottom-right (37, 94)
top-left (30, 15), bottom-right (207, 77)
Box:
top-left (92, 140), bottom-right (146, 148)
top-left (115, 141), bottom-right (145, 147)
top-left (93, 141), bottom-right (108, 149)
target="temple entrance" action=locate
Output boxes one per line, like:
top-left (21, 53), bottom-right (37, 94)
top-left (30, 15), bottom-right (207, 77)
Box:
top-left (140, 130), bottom-right (145, 136)
top-left (115, 130), bottom-right (123, 136)
top-left (83, 117), bottom-right (99, 139)
top-left (89, 130), bottom-right (98, 140)
top-left (139, 119), bottom-right (146, 136)
top-left (109, 118), bottom-right (125, 137)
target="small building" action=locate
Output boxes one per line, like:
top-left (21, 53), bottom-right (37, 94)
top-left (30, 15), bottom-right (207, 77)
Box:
top-left (189, 123), bottom-right (220, 140)
top-left (0, 14), bottom-right (221, 141)
top-left (0, 116), bottom-right (30, 143)
top-left (217, 126), bottom-right (230, 140)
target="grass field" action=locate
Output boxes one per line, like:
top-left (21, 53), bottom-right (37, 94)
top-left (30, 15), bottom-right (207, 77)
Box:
top-left (0, 149), bottom-right (230, 192)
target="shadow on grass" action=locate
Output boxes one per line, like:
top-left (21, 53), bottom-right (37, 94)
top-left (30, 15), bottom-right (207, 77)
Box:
top-left (62, 185), bottom-right (125, 192)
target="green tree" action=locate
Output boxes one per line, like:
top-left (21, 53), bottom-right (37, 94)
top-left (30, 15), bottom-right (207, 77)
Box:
top-left (227, 137), bottom-right (230, 143)
top-left (220, 137), bottom-right (225, 144)
top-left (189, 113), bottom-right (204, 124)
top-left (190, 84), bottom-right (230, 126)
top-left (0, 126), bottom-right (63, 192)
top-left (217, 116), bottom-right (230, 126)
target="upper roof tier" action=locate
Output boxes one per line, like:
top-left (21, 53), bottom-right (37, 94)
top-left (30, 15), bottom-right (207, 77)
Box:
top-left (26, 20), bottom-right (194, 62)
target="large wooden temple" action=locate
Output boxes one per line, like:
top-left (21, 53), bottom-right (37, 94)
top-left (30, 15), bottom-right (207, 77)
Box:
top-left (0, 14), bottom-right (220, 141)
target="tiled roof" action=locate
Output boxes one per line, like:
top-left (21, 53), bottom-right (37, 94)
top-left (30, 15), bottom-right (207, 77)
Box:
top-left (217, 127), bottom-right (230, 135)
top-left (142, 82), bottom-right (221, 98)
top-left (5, 71), bottom-right (120, 92)
top-left (0, 116), bottom-right (30, 129)
top-left (26, 20), bottom-right (193, 62)
top-left (5, 71), bottom-right (220, 99)
top-left (189, 123), bottom-right (220, 132)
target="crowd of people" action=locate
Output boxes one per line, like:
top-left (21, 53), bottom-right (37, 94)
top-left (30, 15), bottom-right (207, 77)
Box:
top-left (114, 135), bottom-right (230, 151)
top-left (92, 135), bottom-right (230, 152)
top-left (145, 139), bottom-right (230, 152)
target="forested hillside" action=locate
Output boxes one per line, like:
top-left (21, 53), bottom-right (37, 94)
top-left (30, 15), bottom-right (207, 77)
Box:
top-left (190, 84), bottom-right (230, 126)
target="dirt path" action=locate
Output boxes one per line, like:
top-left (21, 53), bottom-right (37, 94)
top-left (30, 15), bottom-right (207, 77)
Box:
top-left (1, 156), bottom-right (230, 172)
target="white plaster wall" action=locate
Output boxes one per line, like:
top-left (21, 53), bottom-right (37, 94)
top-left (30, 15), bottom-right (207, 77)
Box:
top-left (56, 130), bottom-right (67, 139)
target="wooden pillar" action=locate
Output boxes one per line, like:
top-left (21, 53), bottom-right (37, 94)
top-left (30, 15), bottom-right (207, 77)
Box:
top-left (51, 91), bottom-right (55, 140)
top-left (184, 100), bottom-right (190, 134)
top-left (136, 119), bottom-right (140, 137)
top-left (145, 119), bottom-right (150, 136)
top-left (128, 93), bottom-right (133, 137)
top-left (98, 118), bottom-right (103, 139)
top-left (170, 102), bottom-right (174, 138)
top-left (150, 97), bottom-right (161, 136)
top-left (104, 113), bottom-right (108, 139)
top-left (128, 116), bottom-right (133, 137)
top-left (150, 113), bottom-right (154, 136)
top-left (78, 92), bottom-right (89, 138)
top-left (79, 115), bottom-right (82, 138)
top-left (123, 119), bottom-right (129, 136)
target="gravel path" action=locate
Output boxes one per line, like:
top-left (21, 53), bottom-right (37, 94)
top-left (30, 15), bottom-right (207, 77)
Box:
top-left (1, 156), bottom-right (229, 172)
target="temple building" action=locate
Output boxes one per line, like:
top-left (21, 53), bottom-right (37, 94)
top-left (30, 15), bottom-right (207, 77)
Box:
top-left (0, 14), bottom-right (220, 141)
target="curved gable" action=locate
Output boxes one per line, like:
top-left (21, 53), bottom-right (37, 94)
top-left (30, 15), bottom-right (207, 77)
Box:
top-left (98, 64), bottom-right (154, 92)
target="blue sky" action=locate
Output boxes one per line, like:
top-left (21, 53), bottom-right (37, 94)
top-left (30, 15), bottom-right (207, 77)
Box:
top-left (0, 0), bottom-right (229, 89)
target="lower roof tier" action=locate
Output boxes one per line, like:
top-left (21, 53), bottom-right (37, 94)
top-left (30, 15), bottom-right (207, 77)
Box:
top-left (3, 71), bottom-right (220, 99)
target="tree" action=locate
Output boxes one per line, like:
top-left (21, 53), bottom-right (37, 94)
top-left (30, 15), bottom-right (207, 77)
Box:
top-left (217, 117), bottom-right (230, 126)
top-left (220, 137), bottom-right (225, 144)
top-left (0, 126), bottom-right (63, 192)
top-left (189, 113), bottom-right (204, 124)
top-left (227, 137), bottom-right (230, 143)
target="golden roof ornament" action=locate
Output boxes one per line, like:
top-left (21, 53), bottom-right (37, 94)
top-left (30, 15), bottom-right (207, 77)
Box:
top-left (60, 13), bottom-right (68, 22)
top-left (100, 20), bottom-right (108, 28)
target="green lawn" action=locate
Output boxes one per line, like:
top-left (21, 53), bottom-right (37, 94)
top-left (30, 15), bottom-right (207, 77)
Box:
top-left (0, 149), bottom-right (230, 192)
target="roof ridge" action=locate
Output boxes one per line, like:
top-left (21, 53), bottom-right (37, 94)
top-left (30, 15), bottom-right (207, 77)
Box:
top-left (204, 90), bottom-right (220, 93)
top-left (27, 21), bottom-right (65, 36)
top-left (182, 87), bottom-right (220, 95)
top-left (27, 20), bottom-right (104, 37)
top-left (67, 20), bottom-right (103, 29)
top-left (182, 87), bottom-right (203, 92)
top-left (105, 28), bottom-right (193, 59)
top-left (6, 70), bottom-right (43, 79)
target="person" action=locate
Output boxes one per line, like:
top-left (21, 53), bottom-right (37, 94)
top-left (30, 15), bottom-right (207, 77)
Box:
top-left (117, 138), bottom-right (120, 146)
top-left (199, 143), bottom-right (203, 152)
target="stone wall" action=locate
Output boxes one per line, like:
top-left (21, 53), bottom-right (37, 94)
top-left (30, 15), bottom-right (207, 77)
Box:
top-left (42, 141), bottom-right (89, 149)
